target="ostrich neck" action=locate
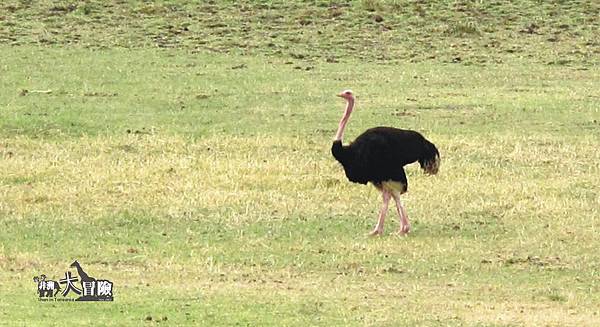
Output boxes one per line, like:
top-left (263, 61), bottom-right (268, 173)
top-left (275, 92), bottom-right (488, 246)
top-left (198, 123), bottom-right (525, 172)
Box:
top-left (334, 99), bottom-right (354, 141)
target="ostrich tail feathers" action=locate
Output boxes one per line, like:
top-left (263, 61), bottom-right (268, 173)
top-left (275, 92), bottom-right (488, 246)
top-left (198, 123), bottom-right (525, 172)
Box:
top-left (422, 154), bottom-right (440, 175)
top-left (419, 140), bottom-right (440, 175)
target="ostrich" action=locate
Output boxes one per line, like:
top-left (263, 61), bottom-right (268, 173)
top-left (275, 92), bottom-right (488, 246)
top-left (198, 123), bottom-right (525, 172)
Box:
top-left (331, 90), bottom-right (440, 236)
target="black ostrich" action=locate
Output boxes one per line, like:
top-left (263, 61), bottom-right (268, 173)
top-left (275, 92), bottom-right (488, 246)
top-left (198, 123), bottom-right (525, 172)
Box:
top-left (331, 90), bottom-right (440, 236)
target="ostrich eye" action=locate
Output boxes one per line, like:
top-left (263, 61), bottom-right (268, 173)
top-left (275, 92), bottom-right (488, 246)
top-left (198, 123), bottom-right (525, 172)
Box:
top-left (345, 91), bottom-right (351, 95)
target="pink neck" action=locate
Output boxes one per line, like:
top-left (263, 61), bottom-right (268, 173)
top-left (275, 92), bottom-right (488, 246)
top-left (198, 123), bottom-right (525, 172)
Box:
top-left (334, 98), bottom-right (354, 141)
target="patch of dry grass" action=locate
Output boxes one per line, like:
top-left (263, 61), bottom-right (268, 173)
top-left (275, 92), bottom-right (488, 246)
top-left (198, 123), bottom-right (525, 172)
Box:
top-left (0, 42), bottom-right (599, 325)
top-left (1, 129), bottom-right (599, 325)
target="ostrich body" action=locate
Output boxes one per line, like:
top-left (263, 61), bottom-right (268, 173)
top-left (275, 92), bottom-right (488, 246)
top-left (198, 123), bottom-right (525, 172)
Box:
top-left (331, 90), bottom-right (440, 236)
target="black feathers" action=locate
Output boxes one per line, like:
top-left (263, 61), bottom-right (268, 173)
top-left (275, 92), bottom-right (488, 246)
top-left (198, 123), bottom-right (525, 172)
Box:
top-left (331, 127), bottom-right (440, 191)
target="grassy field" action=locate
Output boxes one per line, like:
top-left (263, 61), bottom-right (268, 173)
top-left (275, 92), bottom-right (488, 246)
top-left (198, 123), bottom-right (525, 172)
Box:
top-left (1, 1), bottom-right (600, 326)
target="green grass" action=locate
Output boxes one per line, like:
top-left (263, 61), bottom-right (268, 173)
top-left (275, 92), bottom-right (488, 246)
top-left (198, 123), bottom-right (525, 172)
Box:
top-left (1, 0), bottom-right (599, 65)
top-left (1, 1), bottom-right (600, 326)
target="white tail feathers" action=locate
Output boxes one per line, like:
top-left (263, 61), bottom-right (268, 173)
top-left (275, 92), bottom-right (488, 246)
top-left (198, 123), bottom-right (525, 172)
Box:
top-left (419, 140), bottom-right (440, 175)
top-left (422, 154), bottom-right (440, 175)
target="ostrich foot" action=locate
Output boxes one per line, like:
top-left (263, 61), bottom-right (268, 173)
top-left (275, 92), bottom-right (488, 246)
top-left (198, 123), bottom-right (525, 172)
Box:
top-left (396, 224), bottom-right (411, 236)
top-left (368, 228), bottom-right (384, 236)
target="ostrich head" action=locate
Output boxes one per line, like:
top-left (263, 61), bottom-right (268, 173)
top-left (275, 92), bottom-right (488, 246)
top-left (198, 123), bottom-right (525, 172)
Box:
top-left (337, 89), bottom-right (354, 101)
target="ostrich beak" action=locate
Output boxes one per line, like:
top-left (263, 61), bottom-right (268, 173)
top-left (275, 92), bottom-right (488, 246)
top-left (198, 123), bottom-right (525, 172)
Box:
top-left (336, 93), bottom-right (343, 97)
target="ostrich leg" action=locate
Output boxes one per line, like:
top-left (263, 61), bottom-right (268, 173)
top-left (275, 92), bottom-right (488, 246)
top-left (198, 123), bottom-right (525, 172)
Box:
top-left (369, 190), bottom-right (391, 236)
top-left (392, 192), bottom-right (411, 235)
